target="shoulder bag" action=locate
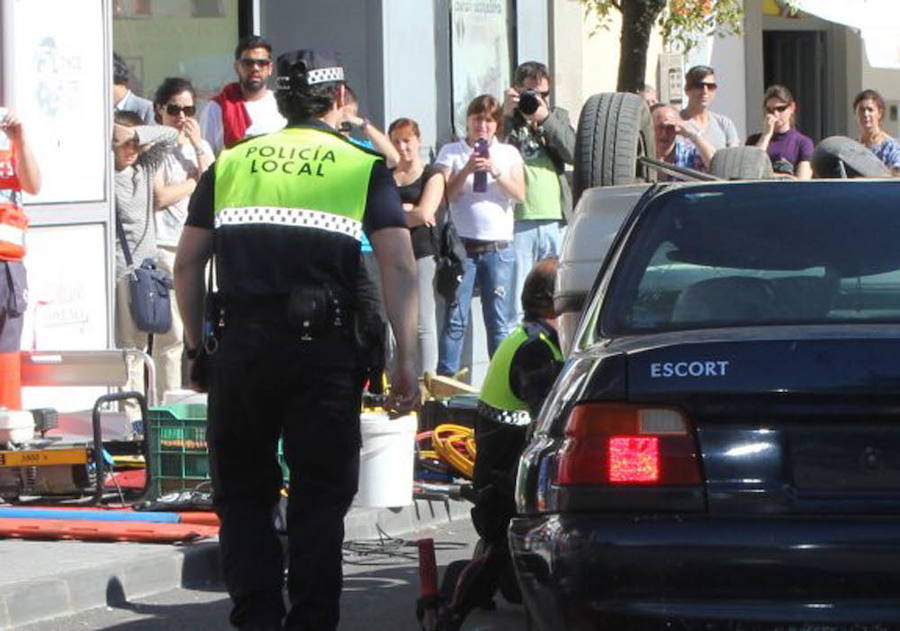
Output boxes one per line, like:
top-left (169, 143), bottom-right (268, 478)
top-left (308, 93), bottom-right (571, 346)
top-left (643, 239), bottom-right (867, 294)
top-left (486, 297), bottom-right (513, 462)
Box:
top-left (431, 202), bottom-right (467, 305)
top-left (115, 216), bottom-right (173, 335)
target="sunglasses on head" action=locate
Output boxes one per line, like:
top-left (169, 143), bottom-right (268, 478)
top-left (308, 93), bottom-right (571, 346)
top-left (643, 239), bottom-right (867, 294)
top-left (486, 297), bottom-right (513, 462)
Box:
top-left (239, 57), bottom-right (271, 69)
top-left (165, 104), bottom-right (196, 116)
top-left (766, 104), bottom-right (790, 114)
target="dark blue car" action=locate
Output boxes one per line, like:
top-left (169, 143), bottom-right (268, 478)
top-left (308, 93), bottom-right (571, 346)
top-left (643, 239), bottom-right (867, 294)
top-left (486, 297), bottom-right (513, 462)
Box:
top-left (511, 180), bottom-right (900, 631)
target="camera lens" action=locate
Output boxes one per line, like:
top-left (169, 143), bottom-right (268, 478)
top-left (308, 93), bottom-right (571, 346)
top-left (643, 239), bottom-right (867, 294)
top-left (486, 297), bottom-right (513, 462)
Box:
top-left (517, 90), bottom-right (540, 116)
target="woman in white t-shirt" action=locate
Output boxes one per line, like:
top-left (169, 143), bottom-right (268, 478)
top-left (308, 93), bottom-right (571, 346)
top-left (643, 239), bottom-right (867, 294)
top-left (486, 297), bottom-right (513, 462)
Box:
top-left (434, 94), bottom-right (525, 376)
top-left (151, 77), bottom-right (213, 397)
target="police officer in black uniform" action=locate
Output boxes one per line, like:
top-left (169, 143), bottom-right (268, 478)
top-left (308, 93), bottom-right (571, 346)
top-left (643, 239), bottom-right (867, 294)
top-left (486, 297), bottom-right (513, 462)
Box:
top-left (431, 257), bottom-right (563, 631)
top-left (175, 49), bottom-right (419, 631)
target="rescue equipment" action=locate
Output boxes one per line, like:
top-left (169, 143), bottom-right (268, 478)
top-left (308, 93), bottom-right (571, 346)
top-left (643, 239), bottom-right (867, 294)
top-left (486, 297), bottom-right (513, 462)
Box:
top-left (417, 424), bottom-right (476, 479)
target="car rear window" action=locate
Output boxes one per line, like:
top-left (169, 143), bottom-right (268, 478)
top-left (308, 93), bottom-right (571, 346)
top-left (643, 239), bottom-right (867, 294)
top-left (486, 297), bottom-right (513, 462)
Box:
top-left (602, 182), bottom-right (900, 334)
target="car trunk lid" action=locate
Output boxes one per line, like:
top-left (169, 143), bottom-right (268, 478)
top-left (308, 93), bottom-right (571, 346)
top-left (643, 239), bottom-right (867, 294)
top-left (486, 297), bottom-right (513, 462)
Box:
top-left (619, 328), bottom-right (900, 514)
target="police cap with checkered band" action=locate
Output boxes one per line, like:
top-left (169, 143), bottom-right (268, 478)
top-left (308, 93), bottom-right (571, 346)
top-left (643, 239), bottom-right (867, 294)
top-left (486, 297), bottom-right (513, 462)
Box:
top-left (275, 49), bottom-right (345, 93)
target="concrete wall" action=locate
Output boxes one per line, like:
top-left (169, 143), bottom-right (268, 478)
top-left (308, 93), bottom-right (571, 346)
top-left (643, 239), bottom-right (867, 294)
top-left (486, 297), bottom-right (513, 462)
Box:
top-left (749, 0), bottom-right (865, 139)
top-left (862, 55), bottom-right (900, 137)
top-left (261, 0), bottom-right (386, 129)
top-left (579, 7), bottom-right (664, 110)
top-left (551, 0), bottom-right (585, 121)
top-left (517, 0), bottom-right (550, 64)
top-left (704, 29), bottom-right (749, 140)
top-left (382, 0), bottom-right (439, 157)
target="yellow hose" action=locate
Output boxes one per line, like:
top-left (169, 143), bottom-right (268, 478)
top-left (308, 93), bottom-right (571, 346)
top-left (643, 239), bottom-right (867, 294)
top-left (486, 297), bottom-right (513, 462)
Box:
top-left (431, 423), bottom-right (476, 479)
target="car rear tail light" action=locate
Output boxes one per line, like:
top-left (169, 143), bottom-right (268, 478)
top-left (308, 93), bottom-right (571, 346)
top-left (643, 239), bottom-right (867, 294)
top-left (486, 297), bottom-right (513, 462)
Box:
top-left (557, 403), bottom-right (702, 486)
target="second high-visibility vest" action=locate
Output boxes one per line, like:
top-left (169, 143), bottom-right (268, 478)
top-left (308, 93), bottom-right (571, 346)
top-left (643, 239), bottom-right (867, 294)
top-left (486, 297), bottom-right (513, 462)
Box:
top-left (478, 321), bottom-right (562, 425)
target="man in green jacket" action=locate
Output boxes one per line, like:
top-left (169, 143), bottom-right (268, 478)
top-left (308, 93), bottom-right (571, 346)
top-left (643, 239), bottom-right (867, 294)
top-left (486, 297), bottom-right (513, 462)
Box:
top-left (503, 62), bottom-right (575, 325)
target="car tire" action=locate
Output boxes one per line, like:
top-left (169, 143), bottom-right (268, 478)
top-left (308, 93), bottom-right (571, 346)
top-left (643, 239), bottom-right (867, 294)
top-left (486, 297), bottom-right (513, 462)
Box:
top-left (573, 92), bottom-right (656, 201)
top-left (709, 146), bottom-right (774, 179)
top-left (811, 135), bottom-right (891, 178)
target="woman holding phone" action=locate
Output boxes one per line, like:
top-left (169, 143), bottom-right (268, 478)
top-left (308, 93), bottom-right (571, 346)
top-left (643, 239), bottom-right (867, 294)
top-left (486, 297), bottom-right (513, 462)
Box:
top-left (151, 77), bottom-right (213, 397)
top-left (433, 94), bottom-right (525, 377)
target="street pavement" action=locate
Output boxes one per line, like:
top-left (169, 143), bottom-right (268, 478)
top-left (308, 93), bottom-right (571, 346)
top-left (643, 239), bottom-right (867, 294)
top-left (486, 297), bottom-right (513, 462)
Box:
top-left (17, 518), bottom-right (526, 631)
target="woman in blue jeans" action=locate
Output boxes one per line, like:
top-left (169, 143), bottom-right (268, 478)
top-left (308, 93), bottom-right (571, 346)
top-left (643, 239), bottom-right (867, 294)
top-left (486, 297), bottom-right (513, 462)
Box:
top-left (434, 95), bottom-right (526, 376)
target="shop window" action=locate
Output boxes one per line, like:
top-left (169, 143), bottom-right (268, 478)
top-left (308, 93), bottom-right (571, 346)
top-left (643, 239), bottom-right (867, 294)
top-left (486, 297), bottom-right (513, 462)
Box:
top-left (114, 0), bottom-right (240, 103)
top-left (114, 0), bottom-right (152, 19)
top-left (192, 0), bottom-right (226, 18)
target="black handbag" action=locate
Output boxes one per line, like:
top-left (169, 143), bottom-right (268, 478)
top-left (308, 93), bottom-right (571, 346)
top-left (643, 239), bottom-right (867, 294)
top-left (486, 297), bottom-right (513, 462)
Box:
top-left (116, 216), bottom-right (173, 335)
top-left (432, 211), bottom-right (467, 305)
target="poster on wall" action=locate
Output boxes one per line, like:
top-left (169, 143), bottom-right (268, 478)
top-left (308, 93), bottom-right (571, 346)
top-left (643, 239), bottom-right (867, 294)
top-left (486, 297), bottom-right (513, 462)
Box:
top-left (20, 223), bottom-right (110, 412)
top-left (13, 0), bottom-right (107, 204)
top-left (450, 0), bottom-right (512, 139)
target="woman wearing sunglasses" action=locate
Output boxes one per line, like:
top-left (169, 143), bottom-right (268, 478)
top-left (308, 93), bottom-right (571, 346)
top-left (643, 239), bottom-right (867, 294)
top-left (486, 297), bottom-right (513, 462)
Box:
top-left (151, 76), bottom-right (213, 397)
top-left (746, 85), bottom-right (814, 179)
top-left (679, 65), bottom-right (740, 150)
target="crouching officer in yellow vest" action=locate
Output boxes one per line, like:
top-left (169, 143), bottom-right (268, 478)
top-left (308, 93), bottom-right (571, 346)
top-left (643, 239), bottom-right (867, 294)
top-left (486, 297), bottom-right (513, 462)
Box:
top-left (437, 257), bottom-right (563, 631)
top-left (174, 49), bottom-right (418, 631)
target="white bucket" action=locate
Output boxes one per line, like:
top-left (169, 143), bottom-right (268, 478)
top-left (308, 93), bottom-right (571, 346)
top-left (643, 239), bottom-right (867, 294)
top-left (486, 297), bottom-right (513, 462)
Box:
top-left (354, 412), bottom-right (417, 508)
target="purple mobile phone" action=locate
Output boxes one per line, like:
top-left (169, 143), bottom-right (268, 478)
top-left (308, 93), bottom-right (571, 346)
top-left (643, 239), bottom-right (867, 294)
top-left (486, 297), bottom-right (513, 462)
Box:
top-left (473, 138), bottom-right (489, 193)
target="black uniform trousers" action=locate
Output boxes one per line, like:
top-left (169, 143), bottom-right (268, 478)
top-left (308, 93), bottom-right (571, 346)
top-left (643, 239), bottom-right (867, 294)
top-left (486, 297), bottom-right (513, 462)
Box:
top-left (445, 414), bottom-right (527, 619)
top-left (471, 415), bottom-right (528, 545)
top-left (207, 318), bottom-right (362, 631)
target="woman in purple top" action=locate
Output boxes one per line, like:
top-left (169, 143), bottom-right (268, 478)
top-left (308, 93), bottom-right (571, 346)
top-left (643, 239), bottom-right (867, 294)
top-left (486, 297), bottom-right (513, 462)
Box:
top-left (746, 85), bottom-right (814, 179)
top-left (853, 89), bottom-right (900, 176)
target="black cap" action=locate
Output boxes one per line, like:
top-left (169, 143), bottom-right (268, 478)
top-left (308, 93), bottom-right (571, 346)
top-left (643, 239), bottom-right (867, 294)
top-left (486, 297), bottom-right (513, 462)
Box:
top-left (275, 49), bottom-right (345, 92)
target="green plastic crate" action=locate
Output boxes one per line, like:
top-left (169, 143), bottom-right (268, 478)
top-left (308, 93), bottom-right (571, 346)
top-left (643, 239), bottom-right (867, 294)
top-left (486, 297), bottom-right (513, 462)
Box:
top-left (147, 403), bottom-right (289, 499)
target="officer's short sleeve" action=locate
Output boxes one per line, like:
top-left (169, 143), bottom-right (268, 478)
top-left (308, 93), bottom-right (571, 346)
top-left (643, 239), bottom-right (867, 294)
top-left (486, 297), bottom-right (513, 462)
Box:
top-left (185, 164), bottom-right (216, 230)
top-left (363, 161), bottom-right (406, 236)
top-left (510, 338), bottom-right (564, 418)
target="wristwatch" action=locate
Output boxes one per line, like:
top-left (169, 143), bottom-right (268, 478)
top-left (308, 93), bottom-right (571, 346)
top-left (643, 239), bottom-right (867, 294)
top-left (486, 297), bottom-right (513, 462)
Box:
top-left (185, 346), bottom-right (201, 360)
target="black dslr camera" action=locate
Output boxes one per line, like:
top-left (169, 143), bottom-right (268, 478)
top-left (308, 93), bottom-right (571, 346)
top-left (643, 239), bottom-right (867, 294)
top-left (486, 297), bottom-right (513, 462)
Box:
top-left (517, 89), bottom-right (542, 115)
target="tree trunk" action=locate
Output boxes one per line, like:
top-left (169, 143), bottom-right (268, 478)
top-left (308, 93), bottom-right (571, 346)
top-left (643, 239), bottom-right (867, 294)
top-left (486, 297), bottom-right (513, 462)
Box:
top-left (616, 0), bottom-right (667, 93)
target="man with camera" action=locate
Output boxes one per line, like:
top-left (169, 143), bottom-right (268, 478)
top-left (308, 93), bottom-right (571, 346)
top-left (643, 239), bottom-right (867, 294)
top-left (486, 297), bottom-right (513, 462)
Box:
top-left (502, 61), bottom-right (575, 325)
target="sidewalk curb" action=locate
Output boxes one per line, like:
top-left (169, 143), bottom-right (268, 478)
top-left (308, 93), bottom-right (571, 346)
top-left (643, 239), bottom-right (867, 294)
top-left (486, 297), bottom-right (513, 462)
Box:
top-left (0, 498), bottom-right (470, 629)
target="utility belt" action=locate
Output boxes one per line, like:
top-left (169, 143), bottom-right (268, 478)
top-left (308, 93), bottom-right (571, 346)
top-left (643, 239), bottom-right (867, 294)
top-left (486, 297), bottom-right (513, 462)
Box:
top-left (215, 286), bottom-right (353, 342)
top-left (461, 238), bottom-right (510, 255)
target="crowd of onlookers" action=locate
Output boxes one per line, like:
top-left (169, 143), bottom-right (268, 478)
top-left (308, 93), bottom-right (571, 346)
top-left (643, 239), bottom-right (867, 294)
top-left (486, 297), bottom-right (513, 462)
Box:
top-left (645, 64), bottom-right (900, 178)
top-left (108, 37), bottom-right (900, 401)
top-left (110, 35), bottom-right (578, 399)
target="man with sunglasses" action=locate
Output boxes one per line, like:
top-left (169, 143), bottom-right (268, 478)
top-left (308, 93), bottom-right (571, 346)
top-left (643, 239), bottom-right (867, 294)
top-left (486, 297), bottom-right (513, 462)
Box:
top-left (502, 61), bottom-right (575, 325)
top-left (200, 35), bottom-right (286, 155)
top-left (679, 65), bottom-right (740, 150)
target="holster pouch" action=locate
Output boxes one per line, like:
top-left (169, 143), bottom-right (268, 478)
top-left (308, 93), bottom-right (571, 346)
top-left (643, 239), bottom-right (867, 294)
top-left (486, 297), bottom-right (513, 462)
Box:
top-left (288, 285), bottom-right (343, 340)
